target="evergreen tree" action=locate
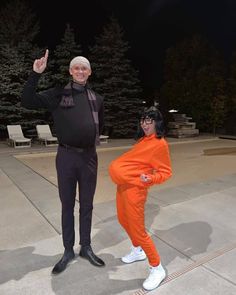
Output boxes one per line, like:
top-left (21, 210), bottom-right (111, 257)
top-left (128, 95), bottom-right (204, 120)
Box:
top-left (0, 1), bottom-right (48, 138)
top-left (89, 16), bottom-right (143, 138)
top-left (0, 0), bottom-right (39, 46)
top-left (53, 24), bottom-right (82, 86)
top-left (226, 51), bottom-right (236, 135)
top-left (0, 0), bottom-right (43, 78)
top-left (160, 34), bottom-right (226, 132)
top-left (0, 45), bottom-right (45, 136)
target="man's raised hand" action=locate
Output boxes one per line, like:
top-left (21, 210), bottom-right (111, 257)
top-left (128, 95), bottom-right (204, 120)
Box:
top-left (33, 49), bottom-right (49, 74)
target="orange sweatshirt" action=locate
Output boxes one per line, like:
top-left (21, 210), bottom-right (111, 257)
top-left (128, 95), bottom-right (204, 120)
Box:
top-left (109, 134), bottom-right (172, 188)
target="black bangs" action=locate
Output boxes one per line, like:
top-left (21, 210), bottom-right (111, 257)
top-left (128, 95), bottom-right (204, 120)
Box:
top-left (135, 106), bottom-right (165, 140)
top-left (141, 112), bottom-right (157, 120)
top-left (140, 106), bottom-right (162, 120)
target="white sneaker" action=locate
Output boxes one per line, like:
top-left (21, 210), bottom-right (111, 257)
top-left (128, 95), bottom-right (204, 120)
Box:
top-left (142, 263), bottom-right (166, 291)
top-left (121, 246), bottom-right (147, 264)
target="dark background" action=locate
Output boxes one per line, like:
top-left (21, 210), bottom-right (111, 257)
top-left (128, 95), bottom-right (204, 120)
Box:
top-left (31, 0), bottom-right (236, 93)
top-left (3, 0), bottom-right (236, 94)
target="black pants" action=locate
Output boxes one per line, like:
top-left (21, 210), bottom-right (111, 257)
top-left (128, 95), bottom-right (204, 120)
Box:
top-left (56, 145), bottom-right (97, 249)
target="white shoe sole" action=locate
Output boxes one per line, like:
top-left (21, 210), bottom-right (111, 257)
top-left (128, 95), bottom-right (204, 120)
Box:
top-left (142, 268), bottom-right (166, 291)
top-left (121, 255), bottom-right (147, 264)
top-left (143, 275), bottom-right (166, 291)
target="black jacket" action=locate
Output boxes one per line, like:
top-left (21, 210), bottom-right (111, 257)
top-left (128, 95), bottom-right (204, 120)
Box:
top-left (21, 72), bottom-right (104, 148)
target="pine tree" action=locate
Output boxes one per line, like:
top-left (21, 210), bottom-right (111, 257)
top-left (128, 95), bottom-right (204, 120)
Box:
top-left (226, 52), bottom-right (236, 135)
top-left (160, 34), bottom-right (226, 132)
top-left (0, 1), bottom-right (48, 138)
top-left (0, 45), bottom-right (45, 136)
top-left (89, 16), bottom-right (143, 138)
top-left (0, 0), bottom-right (39, 46)
top-left (53, 24), bottom-right (82, 86)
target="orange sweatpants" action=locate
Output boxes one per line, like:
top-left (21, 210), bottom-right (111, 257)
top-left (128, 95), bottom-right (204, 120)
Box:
top-left (116, 184), bottom-right (160, 266)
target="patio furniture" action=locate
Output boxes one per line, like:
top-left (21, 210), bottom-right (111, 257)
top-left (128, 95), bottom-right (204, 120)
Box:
top-left (7, 125), bottom-right (31, 148)
top-left (36, 124), bottom-right (58, 146)
top-left (99, 135), bottom-right (109, 143)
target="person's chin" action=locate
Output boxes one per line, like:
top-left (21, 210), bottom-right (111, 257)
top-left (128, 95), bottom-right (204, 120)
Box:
top-left (75, 80), bottom-right (86, 85)
top-left (145, 132), bottom-right (153, 136)
top-left (143, 130), bottom-right (149, 136)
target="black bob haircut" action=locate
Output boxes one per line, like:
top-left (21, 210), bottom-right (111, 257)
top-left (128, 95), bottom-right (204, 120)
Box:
top-left (135, 106), bottom-right (165, 140)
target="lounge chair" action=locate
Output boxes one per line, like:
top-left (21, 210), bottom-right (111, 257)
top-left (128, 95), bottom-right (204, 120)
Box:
top-left (36, 124), bottom-right (58, 146)
top-left (7, 125), bottom-right (31, 148)
top-left (99, 135), bottom-right (109, 143)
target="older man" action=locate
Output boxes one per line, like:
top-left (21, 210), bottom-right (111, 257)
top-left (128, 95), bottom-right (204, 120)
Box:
top-left (22, 50), bottom-right (105, 274)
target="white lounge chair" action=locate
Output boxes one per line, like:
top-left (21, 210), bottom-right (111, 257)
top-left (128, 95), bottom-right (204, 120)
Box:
top-left (36, 124), bottom-right (58, 146)
top-left (99, 134), bottom-right (109, 143)
top-left (7, 125), bottom-right (31, 148)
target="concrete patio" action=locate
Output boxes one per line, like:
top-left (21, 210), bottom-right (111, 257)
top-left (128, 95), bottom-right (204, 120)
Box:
top-left (0, 135), bottom-right (236, 295)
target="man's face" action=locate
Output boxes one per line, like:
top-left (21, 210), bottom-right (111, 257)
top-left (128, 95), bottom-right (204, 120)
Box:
top-left (140, 116), bottom-right (156, 136)
top-left (69, 64), bottom-right (91, 85)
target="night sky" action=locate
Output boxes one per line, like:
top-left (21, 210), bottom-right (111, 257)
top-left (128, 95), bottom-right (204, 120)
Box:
top-left (5, 0), bottom-right (236, 94)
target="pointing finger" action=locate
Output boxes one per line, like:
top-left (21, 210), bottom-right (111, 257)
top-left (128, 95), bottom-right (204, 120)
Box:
top-left (44, 49), bottom-right (49, 59)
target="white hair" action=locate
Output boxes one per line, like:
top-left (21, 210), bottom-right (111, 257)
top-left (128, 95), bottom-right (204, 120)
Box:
top-left (69, 56), bottom-right (91, 70)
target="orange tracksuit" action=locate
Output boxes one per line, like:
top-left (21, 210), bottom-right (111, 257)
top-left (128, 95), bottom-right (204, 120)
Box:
top-left (109, 134), bottom-right (172, 266)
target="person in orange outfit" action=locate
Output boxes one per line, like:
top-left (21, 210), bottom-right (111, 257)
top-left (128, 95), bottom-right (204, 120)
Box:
top-left (109, 106), bottom-right (172, 291)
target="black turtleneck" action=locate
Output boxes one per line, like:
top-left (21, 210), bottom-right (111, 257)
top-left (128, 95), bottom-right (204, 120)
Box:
top-left (21, 71), bottom-right (104, 148)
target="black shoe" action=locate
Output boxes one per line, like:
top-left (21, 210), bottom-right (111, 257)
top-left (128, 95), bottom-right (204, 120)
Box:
top-left (52, 249), bottom-right (75, 275)
top-left (79, 245), bottom-right (105, 267)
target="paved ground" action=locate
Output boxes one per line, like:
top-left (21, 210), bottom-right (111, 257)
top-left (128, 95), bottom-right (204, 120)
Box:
top-left (0, 135), bottom-right (236, 295)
